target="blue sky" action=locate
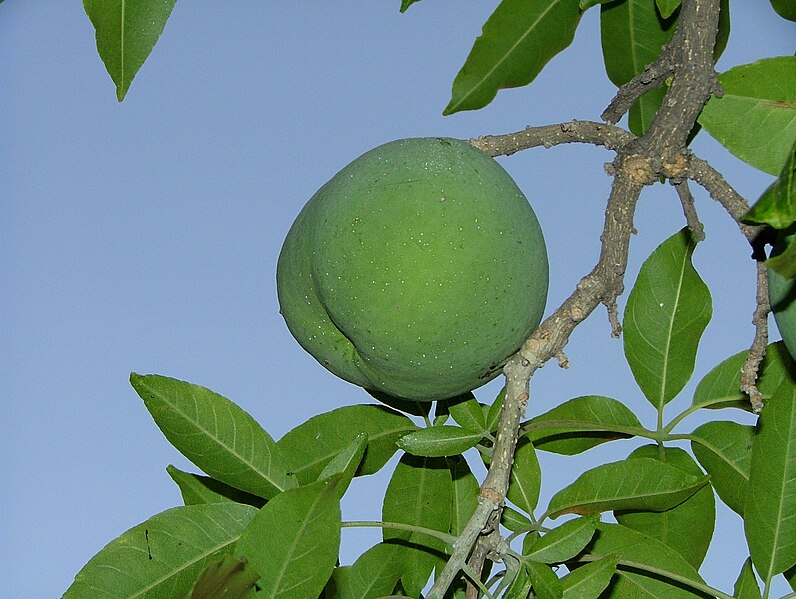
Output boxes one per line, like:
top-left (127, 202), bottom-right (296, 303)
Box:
top-left (2, 2), bottom-right (793, 597)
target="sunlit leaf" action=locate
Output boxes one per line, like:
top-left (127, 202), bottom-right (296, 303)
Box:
top-left (600, 0), bottom-right (678, 134)
top-left (526, 562), bottom-right (563, 599)
top-left (63, 503), bottom-right (257, 598)
top-left (523, 395), bottom-right (644, 455)
top-left (699, 56), bottom-right (796, 175)
top-left (580, 523), bottom-right (710, 597)
top-left (131, 374), bottom-right (294, 499)
top-left (83, 0), bottom-right (177, 101)
top-left (624, 228), bottom-right (712, 409)
top-left (398, 425), bottom-right (482, 457)
top-left (166, 465), bottom-right (265, 508)
top-left (561, 555), bottom-right (617, 599)
top-left (691, 341), bottom-right (796, 411)
top-left (317, 433), bottom-right (367, 499)
top-left (614, 446), bottom-right (714, 569)
top-left (525, 514), bottom-right (600, 564)
top-left (656, 0), bottom-right (682, 19)
top-left (448, 394), bottom-right (487, 433)
top-left (690, 421), bottom-right (754, 515)
top-left (444, 0), bottom-right (582, 114)
top-left (235, 478), bottom-right (341, 599)
top-left (745, 381), bottom-right (796, 581)
top-left (545, 458), bottom-right (708, 519)
top-left (277, 404), bottom-right (416, 484)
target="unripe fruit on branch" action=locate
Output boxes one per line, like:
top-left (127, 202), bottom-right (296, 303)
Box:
top-left (277, 137), bottom-right (548, 401)
top-left (769, 226), bottom-right (796, 361)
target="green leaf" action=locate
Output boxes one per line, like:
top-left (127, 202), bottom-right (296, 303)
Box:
top-left (63, 503), bottom-right (257, 598)
top-left (525, 514), bottom-right (600, 564)
top-left (690, 421), bottom-right (754, 515)
top-left (485, 388), bottom-right (504, 433)
top-left (523, 395), bottom-right (644, 455)
top-left (745, 380), bottom-right (796, 582)
top-left (448, 455), bottom-right (479, 535)
top-left (382, 454), bottom-right (452, 596)
top-left (614, 446), bottom-right (714, 569)
top-left (600, 0), bottom-right (678, 135)
top-left (655, 0), bottom-right (682, 19)
top-left (448, 394), bottom-right (488, 433)
top-left (503, 506), bottom-right (533, 533)
top-left (768, 224), bottom-right (796, 278)
top-left (623, 228), bottom-right (712, 409)
top-left (691, 341), bottom-right (796, 411)
top-left (398, 425), bottom-right (482, 457)
top-left (699, 56), bottom-right (796, 175)
top-left (235, 478), bottom-right (341, 599)
top-left (733, 558), bottom-right (763, 599)
top-left (526, 562), bottom-right (563, 599)
top-left (83, 0), bottom-right (176, 101)
top-left (336, 543), bottom-right (403, 599)
top-left (561, 555), bottom-right (618, 599)
top-left (276, 404), bottom-right (417, 485)
top-left (444, 0), bottom-right (583, 114)
top-left (507, 437), bottom-right (542, 514)
top-left (130, 374), bottom-right (294, 499)
top-left (166, 465), bottom-right (266, 508)
top-left (317, 433), bottom-right (368, 498)
top-left (744, 137), bottom-right (796, 230)
top-left (770, 0), bottom-right (796, 21)
top-left (580, 523), bottom-right (710, 597)
top-left (189, 555), bottom-right (259, 599)
top-left (399, 0), bottom-right (422, 12)
top-left (545, 458), bottom-right (708, 519)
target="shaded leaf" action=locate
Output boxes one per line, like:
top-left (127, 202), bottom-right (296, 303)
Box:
top-left (768, 223), bottom-right (796, 278)
top-left (447, 455), bottom-right (479, 535)
top-left (614, 446), bottom-right (714, 569)
top-left (277, 404), bottom-right (416, 484)
top-left (561, 555), bottom-right (618, 599)
top-left (526, 562), bottom-right (563, 599)
top-left (525, 514), bottom-right (600, 564)
top-left (744, 137), bottom-right (796, 230)
top-left (623, 228), bottom-right (712, 409)
top-left (382, 454), bottom-right (452, 597)
top-left (63, 503), bottom-right (257, 598)
top-left (770, 0), bottom-right (796, 21)
top-left (545, 458), bottom-right (708, 519)
top-left (523, 395), bottom-right (644, 455)
top-left (131, 374), bottom-right (294, 499)
top-left (503, 506), bottom-right (533, 533)
top-left (444, 0), bottom-right (582, 114)
top-left (656, 0), bottom-right (682, 19)
top-left (317, 433), bottom-right (368, 498)
top-left (485, 388), bottom-right (505, 433)
top-left (235, 478), bottom-right (341, 599)
top-left (600, 0), bottom-right (678, 134)
top-left (699, 56), bottom-right (796, 175)
top-left (166, 465), bottom-right (265, 508)
top-left (580, 523), bottom-right (711, 597)
top-left (691, 341), bottom-right (796, 411)
top-left (690, 421), bottom-right (754, 515)
top-left (337, 543), bottom-right (403, 599)
top-left (83, 0), bottom-right (177, 101)
top-left (734, 558), bottom-right (763, 599)
top-left (508, 437), bottom-right (542, 514)
top-left (398, 425), bottom-right (482, 457)
top-left (745, 380), bottom-right (796, 581)
top-left (189, 555), bottom-right (258, 599)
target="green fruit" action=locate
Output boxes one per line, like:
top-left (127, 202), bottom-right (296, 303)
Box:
top-left (769, 226), bottom-right (796, 360)
top-left (276, 137), bottom-right (548, 401)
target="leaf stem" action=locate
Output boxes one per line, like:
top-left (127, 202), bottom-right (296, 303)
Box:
top-left (341, 520), bottom-right (457, 546)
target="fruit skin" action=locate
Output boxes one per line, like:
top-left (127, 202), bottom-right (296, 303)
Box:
top-left (277, 137), bottom-right (548, 401)
top-left (769, 226), bottom-right (796, 361)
